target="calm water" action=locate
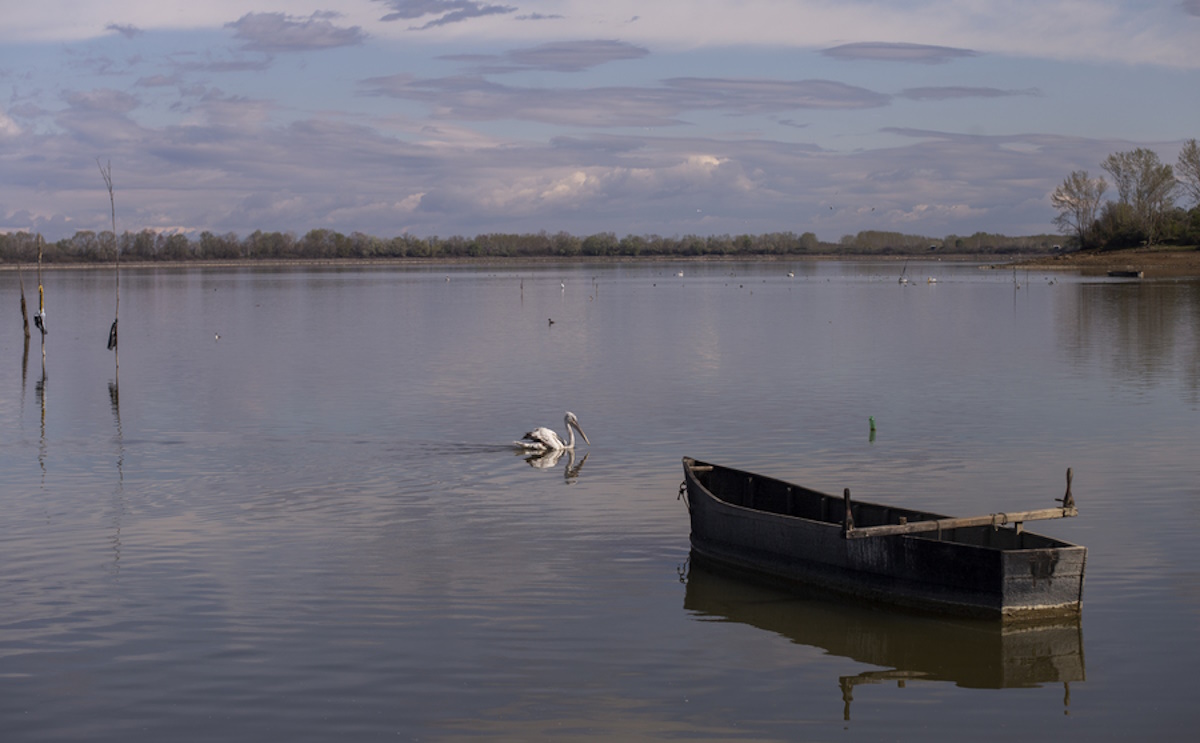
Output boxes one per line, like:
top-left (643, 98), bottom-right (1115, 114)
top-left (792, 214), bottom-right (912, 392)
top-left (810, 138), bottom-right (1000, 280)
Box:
top-left (2, 260), bottom-right (1198, 741)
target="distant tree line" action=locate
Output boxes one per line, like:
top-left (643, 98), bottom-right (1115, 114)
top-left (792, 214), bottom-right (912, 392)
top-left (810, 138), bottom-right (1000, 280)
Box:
top-left (0, 226), bottom-right (1066, 265)
top-left (1051, 140), bottom-right (1200, 250)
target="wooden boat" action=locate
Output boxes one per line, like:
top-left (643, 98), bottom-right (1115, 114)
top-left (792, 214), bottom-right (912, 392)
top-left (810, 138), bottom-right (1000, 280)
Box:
top-left (681, 457), bottom-right (1086, 620)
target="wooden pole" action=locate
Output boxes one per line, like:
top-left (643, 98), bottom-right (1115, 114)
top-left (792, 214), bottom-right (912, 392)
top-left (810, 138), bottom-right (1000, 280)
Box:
top-left (844, 505), bottom-right (1078, 539)
top-left (35, 234), bottom-right (46, 339)
top-left (99, 159), bottom-right (119, 361)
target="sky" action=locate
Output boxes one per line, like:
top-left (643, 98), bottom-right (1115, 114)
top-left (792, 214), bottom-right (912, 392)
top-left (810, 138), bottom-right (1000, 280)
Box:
top-left (1, 0), bottom-right (1199, 243)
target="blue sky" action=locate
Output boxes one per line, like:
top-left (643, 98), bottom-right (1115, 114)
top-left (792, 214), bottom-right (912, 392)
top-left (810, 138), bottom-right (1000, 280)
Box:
top-left (2, 0), bottom-right (1198, 242)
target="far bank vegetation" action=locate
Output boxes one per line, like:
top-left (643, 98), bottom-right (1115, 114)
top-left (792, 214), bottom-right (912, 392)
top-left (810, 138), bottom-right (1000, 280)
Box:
top-left (0, 228), bottom-right (1063, 265)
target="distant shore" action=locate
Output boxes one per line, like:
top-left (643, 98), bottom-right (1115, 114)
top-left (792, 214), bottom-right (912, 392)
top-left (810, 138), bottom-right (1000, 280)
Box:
top-left (4, 246), bottom-right (1199, 276)
top-left (0, 253), bottom-right (986, 271)
top-left (1009, 246), bottom-right (1200, 278)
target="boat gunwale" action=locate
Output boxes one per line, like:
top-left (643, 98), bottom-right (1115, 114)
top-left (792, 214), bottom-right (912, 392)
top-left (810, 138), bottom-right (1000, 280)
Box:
top-left (682, 456), bottom-right (1082, 553)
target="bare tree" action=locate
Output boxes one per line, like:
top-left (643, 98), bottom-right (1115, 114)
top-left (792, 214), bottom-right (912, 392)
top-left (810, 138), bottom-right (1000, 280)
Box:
top-left (1178, 138), bottom-right (1200, 208)
top-left (1101, 148), bottom-right (1177, 244)
top-left (1051, 170), bottom-right (1107, 249)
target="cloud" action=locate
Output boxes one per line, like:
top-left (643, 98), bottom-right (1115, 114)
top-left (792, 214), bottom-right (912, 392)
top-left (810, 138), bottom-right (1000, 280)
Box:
top-left (899, 86), bottom-right (1042, 101)
top-left (226, 12), bottom-right (366, 52)
top-left (64, 89), bottom-right (140, 113)
top-left (105, 23), bottom-right (142, 39)
top-left (0, 108), bottom-right (20, 137)
top-left (136, 74), bottom-right (182, 88)
top-left (375, 0), bottom-right (516, 29)
top-left (172, 51), bottom-right (274, 74)
top-left (504, 40), bottom-right (649, 72)
top-left (822, 42), bottom-right (979, 64)
top-left (665, 78), bottom-right (890, 112)
top-left (53, 89), bottom-right (145, 147)
top-left (1184, 1), bottom-right (1200, 17)
top-left (0, 96), bottom-right (1138, 246)
top-left (361, 75), bottom-right (889, 127)
top-left (441, 39), bottom-right (649, 73)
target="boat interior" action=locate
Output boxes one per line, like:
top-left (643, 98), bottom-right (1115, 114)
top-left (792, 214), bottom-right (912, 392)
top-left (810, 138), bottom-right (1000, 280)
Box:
top-left (689, 460), bottom-right (1069, 550)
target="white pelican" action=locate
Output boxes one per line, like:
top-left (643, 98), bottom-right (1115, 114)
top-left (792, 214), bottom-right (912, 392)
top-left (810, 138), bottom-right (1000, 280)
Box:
top-left (516, 411), bottom-right (590, 452)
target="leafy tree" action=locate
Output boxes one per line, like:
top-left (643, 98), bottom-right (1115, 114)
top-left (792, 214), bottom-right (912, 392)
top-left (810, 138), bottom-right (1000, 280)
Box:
top-left (1101, 148), bottom-right (1177, 245)
top-left (1093, 201), bottom-right (1142, 248)
top-left (159, 233), bottom-right (192, 260)
top-left (581, 232), bottom-right (618, 256)
top-left (1177, 138), bottom-right (1200, 208)
top-left (1050, 170), bottom-right (1107, 249)
top-left (127, 229), bottom-right (157, 259)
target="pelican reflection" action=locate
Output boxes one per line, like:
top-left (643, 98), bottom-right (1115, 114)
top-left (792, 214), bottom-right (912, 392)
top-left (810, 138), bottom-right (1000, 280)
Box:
top-left (521, 447), bottom-right (589, 481)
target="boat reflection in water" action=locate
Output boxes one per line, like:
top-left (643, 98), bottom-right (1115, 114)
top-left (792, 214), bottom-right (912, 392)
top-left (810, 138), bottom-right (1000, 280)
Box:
top-left (682, 557), bottom-right (1085, 720)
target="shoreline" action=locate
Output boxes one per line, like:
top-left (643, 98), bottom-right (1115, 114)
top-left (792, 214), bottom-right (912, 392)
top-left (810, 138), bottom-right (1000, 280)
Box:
top-left (4, 247), bottom-right (1198, 276)
top-left (0, 253), bottom-right (1020, 271)
top-left (1009, 246), bottom-right (1200, 278)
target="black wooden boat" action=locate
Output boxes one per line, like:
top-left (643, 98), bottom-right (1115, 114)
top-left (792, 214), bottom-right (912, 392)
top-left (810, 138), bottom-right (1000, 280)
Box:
top-left (681, 457), bottom-right (1086, 620)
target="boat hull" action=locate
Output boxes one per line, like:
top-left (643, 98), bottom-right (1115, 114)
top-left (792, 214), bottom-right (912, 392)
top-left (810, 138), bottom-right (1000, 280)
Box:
top-left (683, 458), bottom-right (1086, 620)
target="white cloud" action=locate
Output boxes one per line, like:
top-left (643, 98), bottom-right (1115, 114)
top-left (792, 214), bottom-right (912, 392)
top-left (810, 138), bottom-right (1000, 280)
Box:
top-left (0, 109), bottom-right (21, 137)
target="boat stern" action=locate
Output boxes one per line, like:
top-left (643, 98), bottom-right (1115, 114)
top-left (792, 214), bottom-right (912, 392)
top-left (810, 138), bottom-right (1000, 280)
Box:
top-left (1000, 544), bottom-right (1087, 619)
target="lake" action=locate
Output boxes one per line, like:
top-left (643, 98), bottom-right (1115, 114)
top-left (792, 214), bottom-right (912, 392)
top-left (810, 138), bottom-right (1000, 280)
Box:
top-left (2, 260), bottom-right (1198, 741)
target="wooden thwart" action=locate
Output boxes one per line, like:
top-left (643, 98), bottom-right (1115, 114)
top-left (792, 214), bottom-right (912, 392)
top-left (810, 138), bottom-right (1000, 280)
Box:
top-left (844, 506), bottom-right (1077, 539)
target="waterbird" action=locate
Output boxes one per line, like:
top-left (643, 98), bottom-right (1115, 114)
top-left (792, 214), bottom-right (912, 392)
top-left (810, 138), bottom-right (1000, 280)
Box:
top-left (516, 411), bottom-right (590, 452)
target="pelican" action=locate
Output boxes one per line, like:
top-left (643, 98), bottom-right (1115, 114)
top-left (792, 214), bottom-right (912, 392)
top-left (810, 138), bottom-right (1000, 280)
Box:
top-left (516, 411), bottom-right (590, 452)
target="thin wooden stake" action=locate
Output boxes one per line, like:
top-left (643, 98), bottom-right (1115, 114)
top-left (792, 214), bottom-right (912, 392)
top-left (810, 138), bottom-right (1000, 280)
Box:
top-left (35, 235), bottom-right (46, 337)
top-left (98, 159), bottom-right (119, 358)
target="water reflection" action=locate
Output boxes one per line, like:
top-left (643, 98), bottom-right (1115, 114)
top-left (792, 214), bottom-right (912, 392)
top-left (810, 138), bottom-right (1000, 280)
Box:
top-left (683, 559), bottom-right (1084, 718)
top-left (35, 349), bottom-right (47, 477)
top-left (520, 447), bottom-right (589, 482)
top-left (108, 377), bottom-right (124, 575)
top-left (1060, 281), bottom-right (1200, 395)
